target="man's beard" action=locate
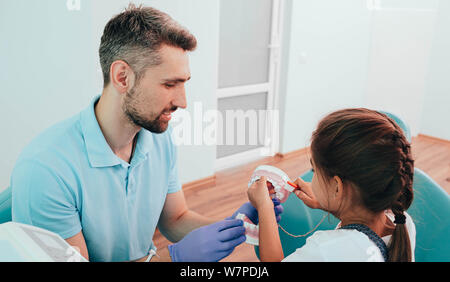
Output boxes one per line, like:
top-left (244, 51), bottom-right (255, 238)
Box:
top-left (123, 87), bottom-right (176, 134)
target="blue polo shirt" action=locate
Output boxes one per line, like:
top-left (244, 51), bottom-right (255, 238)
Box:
top-left (11, 96), bottom-right (182, 261)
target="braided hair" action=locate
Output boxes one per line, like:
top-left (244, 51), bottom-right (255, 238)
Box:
top-left (310, 108), bottom-right (414, 262)
top-left (385, 122), bottom-right (414, 261)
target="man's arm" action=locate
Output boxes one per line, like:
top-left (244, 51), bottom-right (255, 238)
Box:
top-left (157, 189), bottom-right (217, 242)
top-left (137, 189), bottom-right (217, 262)
top-left (12, 161), bottom-right (87, 259)
top-left (67, 190), bottom-right (210, 262)
top-left (65, 231), bottom-right (89, 261)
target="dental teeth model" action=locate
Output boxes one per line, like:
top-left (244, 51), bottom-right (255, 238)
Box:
top-left (235, 213), bottom-right (259, 246)
top-left (248, 165), bottom-right (295, 203)
top-left (237, 166), bottom-right (325, 243)
top-left (236, 165), bottom-right (297, 246)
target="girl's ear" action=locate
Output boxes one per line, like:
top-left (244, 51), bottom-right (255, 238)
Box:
top-left (333, 175), bottom-right (344, 199)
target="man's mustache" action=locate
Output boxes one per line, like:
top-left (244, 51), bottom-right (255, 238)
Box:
top-left (160, 106), bottom-right (178, 115)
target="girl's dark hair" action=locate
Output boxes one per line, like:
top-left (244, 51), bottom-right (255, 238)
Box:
top-left (310, 108), bottom-right (414, 262)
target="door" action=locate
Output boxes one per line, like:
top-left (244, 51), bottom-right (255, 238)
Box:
top-left (215, 0), bottom-right (284, 171)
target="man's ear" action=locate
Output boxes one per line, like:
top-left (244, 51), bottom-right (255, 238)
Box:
top-left (109, 60), bottom-right (135, 94)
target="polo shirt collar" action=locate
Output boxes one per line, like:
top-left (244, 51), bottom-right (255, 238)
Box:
top-left (80, 95), bottom-right (154, 168)
top-left (80, 96), bottom-right (121, 168)
top-left (131, 127), bottom-right (153, 166)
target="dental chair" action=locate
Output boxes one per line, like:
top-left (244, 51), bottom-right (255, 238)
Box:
top-left (255, 111), bottom-right (450, 262)
top-left (0, 186), bottom-right (12, 224)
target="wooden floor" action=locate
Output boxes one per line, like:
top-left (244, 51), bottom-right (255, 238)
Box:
top-left (152, 134), bottom-right (450, 262)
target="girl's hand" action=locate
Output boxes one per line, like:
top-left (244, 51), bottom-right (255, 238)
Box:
top-left (293, 177), bottom-right (322, 209)
top-left (247, 176), bottom-right (274, 211)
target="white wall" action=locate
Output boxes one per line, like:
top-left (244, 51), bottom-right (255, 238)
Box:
top-left (1, 0), bottom-right (449, 192)
top-left (0, 0), bottom-right (97, 191)
top-left (364, 1), bottom-right (439, 137)
top-left (279, 0), bottom-right (372, 153)
top-left (279, 0), bottom-right (449, 155)
top-left (421, 0), bottom-right (450, 141)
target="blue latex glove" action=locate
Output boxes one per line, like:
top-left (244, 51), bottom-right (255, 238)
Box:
top-left (167, 219), bottom-right (246, 262)
top-left (228, 199), bottom-right (284, 224)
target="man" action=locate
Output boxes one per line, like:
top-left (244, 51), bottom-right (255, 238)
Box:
top-left (11, 4), bottom-right (282, 262)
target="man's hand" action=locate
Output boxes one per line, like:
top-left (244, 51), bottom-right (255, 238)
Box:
top-left (167, 219), bottom-right (246, 262)
top-left (229, 199), bottom-right (284, 224)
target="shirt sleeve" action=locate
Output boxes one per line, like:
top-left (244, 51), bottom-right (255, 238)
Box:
top-left (405, 212), bottom-right (416, 261)
top-left (11, 160), bottom-right (82, 239)
top-left (167, 129), bottom-right (182, 194)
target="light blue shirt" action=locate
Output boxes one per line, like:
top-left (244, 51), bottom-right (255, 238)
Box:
top-left (11, 96), bottom-right (182, 261)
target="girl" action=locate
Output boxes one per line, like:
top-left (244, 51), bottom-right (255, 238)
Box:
top-left (248, 108), bottom-right (416, 262)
